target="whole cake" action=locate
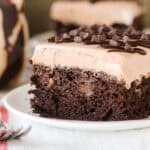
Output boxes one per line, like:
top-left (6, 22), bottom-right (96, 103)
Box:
top-left (50, 0), bottom-right (144, 33)
top-left (0, 0), bottom-right (28, 88)
top-left (30, 25), bottom-right (150, 121)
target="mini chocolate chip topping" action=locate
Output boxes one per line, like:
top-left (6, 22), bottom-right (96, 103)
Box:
top-left (48, 25), bottom-right (150, 55)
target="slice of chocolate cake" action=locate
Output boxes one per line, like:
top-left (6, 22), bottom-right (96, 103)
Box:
top-left (50, 0), bottom-right (144, 33)
top-left (30, 25), bottom-right (150, 121)
top-left (0, 0), bottom-right (28, 88)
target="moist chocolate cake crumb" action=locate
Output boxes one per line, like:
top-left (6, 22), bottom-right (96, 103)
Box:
top-left (49, 25), bottom-right (150, 55)
top-left (52, 21), bottom-right (78, 35)
top-left (30, 65), bottom-right (150, 121)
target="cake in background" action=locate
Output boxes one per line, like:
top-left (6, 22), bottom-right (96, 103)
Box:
top-left (50, 0), bottom-right (144, 33)
top-left (30, 25), bottom-right (150, 121)
top-left (0, 0), bottom-right (28, 88)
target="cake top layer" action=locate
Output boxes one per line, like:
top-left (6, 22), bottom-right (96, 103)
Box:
top-left (51, 1), bottom-right (143, 26)
top-left (49, 25), bottom-right (150, 55)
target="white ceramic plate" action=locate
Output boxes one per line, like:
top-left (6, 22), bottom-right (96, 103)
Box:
top-left (2, 84), bottom-right (150, 132)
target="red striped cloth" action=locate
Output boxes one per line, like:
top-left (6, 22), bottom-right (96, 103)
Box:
top-left (0, 107), bottom-right (8, 150)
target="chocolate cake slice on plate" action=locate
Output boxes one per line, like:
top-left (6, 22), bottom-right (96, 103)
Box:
top-left (50, 0), bottom-right (144, 33)
top-left (30, 25), bottom-right (150, 121)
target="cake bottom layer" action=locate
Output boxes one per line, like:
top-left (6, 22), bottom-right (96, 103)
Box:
top-left (53, 15), bottom-right (143, 34)
top-left (30, 65), bottom-right (150, 121)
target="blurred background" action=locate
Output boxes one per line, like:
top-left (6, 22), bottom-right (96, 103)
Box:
top-left (25, 0), bottom-right (150, 36)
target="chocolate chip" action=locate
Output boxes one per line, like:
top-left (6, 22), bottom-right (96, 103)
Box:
top-left (124, 43), bottom-right (131, 51)
top-left (98, 26), bottom-right (104, 34)
top-left (82, 32), bottom-right (90, 40)
top-left (55, 36), bottom-right (63, 43)
top-left (141, 34), bottom-right (149, 40)
top-left (48, 36), bottom-right (55, 42)
top-left (62, 33), bottom-right (70, 40)
top-left (122, 36), bottom-right (129, 43)
top-left (74, 36), bottom-right (82, 43)
top-left (91, 35), bottom-right (100, 43)
top-left (69, 29), bottom-right (78, 36)
top-left (99, 34), bottom-right (107, 41)
top-left (108, 29), bottom-right (116, 38)
top-left (131, 30), bottom-right (141, 37)
top-left (48, 24), bottom-right (150, 55)
top-left (112, 34), bottom-right (120, 41)
top-left (109, 40), bottom-right (119, 47)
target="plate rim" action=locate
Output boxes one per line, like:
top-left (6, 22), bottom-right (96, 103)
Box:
top-left (2, 84), bottom-right (150, 132)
